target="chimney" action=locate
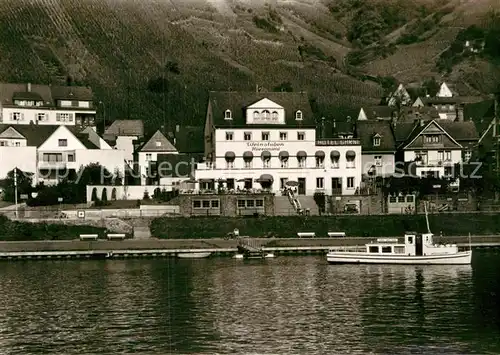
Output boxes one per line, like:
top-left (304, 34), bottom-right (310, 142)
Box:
top-left (27, 83), bottom-right (31, 92)
top-left (321, 117), bottom-right (325, 138)
top-left (420, 118), bottom-right (425, 127)
top-left (176, 124), bottom-right (180, 133)
top-left (457, 105), bottom-right (464, 122)
top-left (256, 84), bottom-right (259, 93)
top-left (333, 119), bottom-right (336, 129)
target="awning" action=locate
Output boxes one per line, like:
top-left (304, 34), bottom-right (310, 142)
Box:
top-left (257, 174), bottom-right (274, 183)
top-left (330, 150), bottom-right (340, 159)
top-left (243, 151), bottom-right (253, 161)
top-left (315, 150), bottom-right (325, 159)
top-left (225, 151), bottom-right (235, 162)
top-left (279, 151), bottom-right (289, 160)
top-left (346, 150), bottom-right (356, 158)
top-left (261, 150), bottom-right (271, 160)
top-left (296, 150), bottom-right (307, 159)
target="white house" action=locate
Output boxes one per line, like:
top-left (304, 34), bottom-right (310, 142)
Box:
top-left (387, 84), bottom-right (412, 107)
top-left (0, 124), bottom-right (125, 185)
top-left (356, 120), bottom-right (396, 177)
top-left (396, 119), bottom-right (478, 185)
top-left (137, 130), bottom-right (178, 185)
top-left (195, 91), bottom-right (362, 196)
top-left (0, 82), bottom-right (96, 127)
top-left (436, 82), bottom-right (456, 98)
top-left (103, 120), bottom-right (144, 167)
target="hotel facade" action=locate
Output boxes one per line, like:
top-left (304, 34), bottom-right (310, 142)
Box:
top-left (194, 91), bottom-right (362, 196)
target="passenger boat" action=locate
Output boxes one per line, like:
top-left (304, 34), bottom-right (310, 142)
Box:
top-left (177, 252), bottom-right (212, 259)
top-left (326, 203), bottom-right (472, 265)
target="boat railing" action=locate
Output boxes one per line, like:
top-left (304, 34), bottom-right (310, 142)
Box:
top-left (328, 246), bottom-right (366, 253)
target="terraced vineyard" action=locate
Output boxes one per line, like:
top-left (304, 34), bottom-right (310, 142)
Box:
top-left (0, 0), bottom-right (497, 130)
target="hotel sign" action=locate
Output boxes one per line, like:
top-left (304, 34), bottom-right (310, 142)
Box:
top-left (247, 142), bottom-right (285, 152)
top-left (316, 139), bottom-right (361, 146)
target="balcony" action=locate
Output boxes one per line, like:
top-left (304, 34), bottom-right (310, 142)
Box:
top-left (315, 139), bottom-right (361, 146)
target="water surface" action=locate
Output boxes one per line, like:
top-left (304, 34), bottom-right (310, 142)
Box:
top-left (0, 251), bottom-right (499, 354)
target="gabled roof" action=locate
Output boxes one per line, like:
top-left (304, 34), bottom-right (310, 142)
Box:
top-left (0, 82), bottom-right (93, 107)
top-left (139, 130), bottom-right (177, 152)
top-left (0, 124), bottom-right (59, 147)
top-left (208, 91), bottom-right (314, 128)
top-left (104, 120), bottom-right (144, 138)
top-left (318, 119), bottom-right (355, 138)
top-left (359, 106), bottom-right (396, 120)
top-left (356, 120), bottom-right (396, 153)
top-left (173, 126), bottom-right (204, 154)
top-left (0, 127), bottom-right (25, 139)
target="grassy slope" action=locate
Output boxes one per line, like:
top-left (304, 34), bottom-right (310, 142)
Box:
top-left (0, 0), bottom-right (497, 130)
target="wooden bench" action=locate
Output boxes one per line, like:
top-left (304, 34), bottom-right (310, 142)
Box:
top-left (297, 232), bottom-right (315, 238)
top-left (328, 232), bottom-right (346, 238)
top-left (79, 234), bottom-right (98, 241)
top-left (107, 233), bottom-right (126, 240)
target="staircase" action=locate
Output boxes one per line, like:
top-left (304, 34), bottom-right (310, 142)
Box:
top-left (273, 192), bottom-right (320, 216)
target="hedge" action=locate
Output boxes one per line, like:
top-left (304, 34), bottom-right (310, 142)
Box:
top-left (0, 215), bottom-right (105, 241)
top-left (150, 214), bottom-right (500, 239)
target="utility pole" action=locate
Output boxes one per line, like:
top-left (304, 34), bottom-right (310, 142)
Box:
top-left (14, 167), bottom-right (18, 219)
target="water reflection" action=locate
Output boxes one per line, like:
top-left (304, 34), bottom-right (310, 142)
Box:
top-left (0, 255), bottom-right (499, 354)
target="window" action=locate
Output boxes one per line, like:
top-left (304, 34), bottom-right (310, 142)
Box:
top-left (225, 109), bottom-right (232, 120)
top-left (406, 195), bottom-right (414, 203)
top-left (445, 150), bottom-right (451, 161)
top-left (408, 236), bottom-right (413, 244)
top-left (244, 132), bottom-right (252, 141)
top-left (56, 113), bottom-right (73, 122)
top-left (316, 177), bottom-right (324, 189)
top-left (211, 200), bottom-right (219, 208)
top-left (398, 196), bottom-right (405, 203)
top-left (381, 246), bottom-right (392, 253)
top-left (146, 153), bottom-right (152, 161)
top-left (316, 157), bottom-right (324, 168)
top-left (263, 110), bottom-right (270, 120)
top-left (374, 155), bottom-right (382, 167)
top-left (346, 156), bottom-right (355, 168)
top-left (12, 112), bottom-right (22, 121)
top-left (244, 161), bottom-right (252, 168)
top-left (0, 141), bottom-right (5, 146)
top-left (256, 199), bottom-right (264, 207)
top-left (193, 200), bottom-right (201, 208)
top-left (280, 178), bottom-right (288, 189)
top-left (155, 141), bottom-right (162, 147)
top-left (281, 159), bottom-right (288, 168)
top-left (347, 177), bottom-right (354, 189)
top-left (425, 135), bottom-right (440, 143)
top-left (394, 246), bottom-right (405, 254)
top-left (295, 110), bottom-right (303, 120)
top-left (373, 137), bottom-right (381, 146)
top-left (37, 113), bottom-right (46, 121)
top-left (58, 139), bottom-right (68, 147)
top-left (226, 132), bottom-right (233, 141)
top-left (79, 101), bottom-right (90, 108)
top-left (298, 157), bottom-right (306, 168)
top-left (68, 154), bottom-right (75, 162)
top-left (331, 156), bottom-right (339, 168)
top-left (253, 111), bottom-right (260, 120)
top-left (297, 132), bottom-right (305, 141)
top-left (280, 132), bottom-right (287, 140)
top-left (226, 161), bottom-right (234, 169)
top-left (369, 246), bottom-right (379, 253)
top-left (202, 200), bottom-right (210, 208)
top-left (246, 200), bottom-right (254, 207)
top-left (389, 196), bottom-right (397, 203)
top-left (415, 151), bottom-right (427, 165)
top-left (237, 200), bottom-right (246, 208)
top-left (464, 150), bottom-right (472, 162)
top-left (444, 167), bottom-right (453, 177)
top-left (262, 132), bottom-right (269, 141)
top-left (272, 111), bottom-right (278, 120)
top-left (438, 151), bottom-right (444, 162)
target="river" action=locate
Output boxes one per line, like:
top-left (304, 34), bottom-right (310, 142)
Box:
top-left (0, 250), bottom-right (499, 354)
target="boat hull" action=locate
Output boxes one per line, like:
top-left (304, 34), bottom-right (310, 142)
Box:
top-left (326, 251), bottom-right (472, 265)
top-left (177, 252), bottom-right (211, 259)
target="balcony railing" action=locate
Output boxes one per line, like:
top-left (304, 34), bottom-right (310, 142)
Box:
top-left (38, 161), bottom-right (67, 169)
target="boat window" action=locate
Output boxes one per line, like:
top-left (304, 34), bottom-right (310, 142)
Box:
top-left (408, 236), bottom-right (413, 244)
top-left (394, 246), bottom-right (405, 254)
top-left (369, 246), bottom-right (379, 253)
top-left (381, 246), bottom-right (392, 253)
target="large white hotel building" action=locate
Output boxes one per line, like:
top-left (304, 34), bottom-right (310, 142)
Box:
top-left (194, 91), bottom-right (362, 196)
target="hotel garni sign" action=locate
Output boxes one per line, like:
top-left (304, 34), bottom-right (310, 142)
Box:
top-left (247, 141), bottom-right (285, 152)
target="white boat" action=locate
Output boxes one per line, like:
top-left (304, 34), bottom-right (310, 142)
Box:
top-left (177, 252), bottom-right (212, 259)
top-left (326, 202), bottom-right (472, 265)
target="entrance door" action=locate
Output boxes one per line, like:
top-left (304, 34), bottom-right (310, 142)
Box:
top-left (415, 235), bottom-right (423, 256)
top-left (331, 178), bottom-right (342, 195)
top-left (298, 178), bottom-right (306, 195)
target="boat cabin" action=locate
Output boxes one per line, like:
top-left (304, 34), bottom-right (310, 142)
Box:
top-left (366, 232), bottom-right (459, 256)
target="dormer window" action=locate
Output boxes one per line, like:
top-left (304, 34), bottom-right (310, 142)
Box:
top-left (373, 136), bottom-right (381, 146)
top-left (224, 110), bottom-right (232, 120)
top-left (263, 110), bottom-right (270, 120)
top-left (272, 111), bottom-right (278, 120)
top-left (295, 110), bottom-right (303, 120)
top-left (253, 111), bottom-right (260, 120)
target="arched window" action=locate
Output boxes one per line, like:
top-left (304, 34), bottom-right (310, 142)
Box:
top-left (295, 110), bottom-right (303, 120)
top-left (225, 109), bottom-right (232, 120)
top-left (272, 111), bottom-right (278, 120)
top-left (263, 110), bottom-right (270, 120)
top-left (253, 111), bottom-right (260, 120)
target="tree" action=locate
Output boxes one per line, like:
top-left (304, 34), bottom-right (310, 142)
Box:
top-left (422, 77), bottom-right (440, 97)
top-left (76, 163), bottom-right (114, 186)
top-left (2, 168), bottom-right (33, 203)
top-left (273, 82), bottom-right (293, 92)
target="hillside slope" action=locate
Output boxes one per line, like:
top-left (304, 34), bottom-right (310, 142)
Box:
top-left (0, 0), bottom-right (498, 131)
